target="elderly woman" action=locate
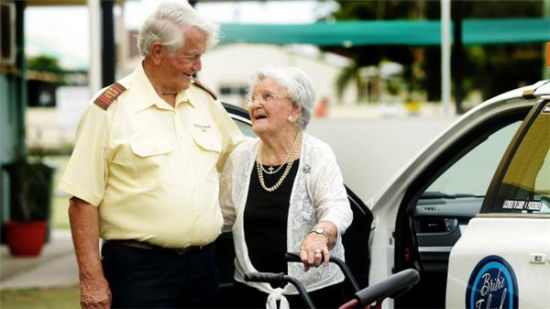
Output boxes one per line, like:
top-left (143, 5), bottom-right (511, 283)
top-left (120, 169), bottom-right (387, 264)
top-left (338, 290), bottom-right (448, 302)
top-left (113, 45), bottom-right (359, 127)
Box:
top-left (220, 67), bottom-right (353, 308)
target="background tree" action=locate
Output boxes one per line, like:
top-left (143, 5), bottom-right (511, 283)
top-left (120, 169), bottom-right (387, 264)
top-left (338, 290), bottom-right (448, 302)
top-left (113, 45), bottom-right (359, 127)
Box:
top-left (26, 54), bottom-right (62, 73)
top-left (323, 0), bottom-right (544, 113)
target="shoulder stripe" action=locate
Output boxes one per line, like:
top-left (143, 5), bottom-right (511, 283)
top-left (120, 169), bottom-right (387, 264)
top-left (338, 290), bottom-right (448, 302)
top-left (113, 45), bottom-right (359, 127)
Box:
top-left (94, 82), bottom-right (127, 110)
top-left (192, 78), bottom-right (217, 100)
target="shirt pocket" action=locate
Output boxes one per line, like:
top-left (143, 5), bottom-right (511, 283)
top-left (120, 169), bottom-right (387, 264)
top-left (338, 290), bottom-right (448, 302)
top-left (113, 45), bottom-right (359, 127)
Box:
top-left (130, 138), bottom-right (174, 157)
top-left (191, 124), bottom-right (222, 179)
top-left (192, 127), bottom-right (222, 153)
top-left (129, 138), bottom-right (174, 186)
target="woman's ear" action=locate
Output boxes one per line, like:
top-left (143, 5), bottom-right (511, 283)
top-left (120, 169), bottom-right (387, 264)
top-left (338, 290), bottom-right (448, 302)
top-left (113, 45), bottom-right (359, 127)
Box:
top-left (290, 105), bottom-right (302, 124)
top-left (150, 42), bottom-right (164, 65)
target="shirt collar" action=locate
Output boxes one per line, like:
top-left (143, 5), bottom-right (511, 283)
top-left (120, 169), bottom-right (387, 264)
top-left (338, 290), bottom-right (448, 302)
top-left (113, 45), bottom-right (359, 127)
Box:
top-left (130, 62), bottom-right (194, 112)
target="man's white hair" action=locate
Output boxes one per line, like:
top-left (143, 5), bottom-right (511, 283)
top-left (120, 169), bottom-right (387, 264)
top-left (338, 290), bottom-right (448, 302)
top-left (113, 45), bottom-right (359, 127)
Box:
top-left (248, 66), bottom-right (316, 130)
top-left (137, 0), bottom-right (220, 57)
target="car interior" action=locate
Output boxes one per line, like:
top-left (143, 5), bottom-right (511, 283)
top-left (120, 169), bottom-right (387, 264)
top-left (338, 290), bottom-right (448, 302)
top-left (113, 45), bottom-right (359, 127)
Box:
top-left (392, 106), bottom-right (532, 308)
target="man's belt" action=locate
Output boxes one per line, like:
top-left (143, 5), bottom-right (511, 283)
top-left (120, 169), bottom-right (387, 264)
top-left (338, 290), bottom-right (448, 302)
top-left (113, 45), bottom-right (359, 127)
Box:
top-left (105, 239), bottom-right (205, 255)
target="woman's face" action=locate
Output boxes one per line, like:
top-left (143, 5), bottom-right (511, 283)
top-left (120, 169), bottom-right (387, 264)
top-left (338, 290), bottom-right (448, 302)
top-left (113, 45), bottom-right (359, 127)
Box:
top-left (248, 78), bottom-right (301, 137)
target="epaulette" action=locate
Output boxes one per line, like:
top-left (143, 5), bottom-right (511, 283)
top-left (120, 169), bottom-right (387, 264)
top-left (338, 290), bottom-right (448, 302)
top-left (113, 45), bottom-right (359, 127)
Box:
top-left (192, 78), bottom-right (217, 100)
top-left (94, 83), bottom-right (127, 110)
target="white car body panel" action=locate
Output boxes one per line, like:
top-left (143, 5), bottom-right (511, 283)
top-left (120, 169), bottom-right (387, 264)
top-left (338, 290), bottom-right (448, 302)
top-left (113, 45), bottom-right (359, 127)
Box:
top-left (446, 217), bottom-right (550, 308)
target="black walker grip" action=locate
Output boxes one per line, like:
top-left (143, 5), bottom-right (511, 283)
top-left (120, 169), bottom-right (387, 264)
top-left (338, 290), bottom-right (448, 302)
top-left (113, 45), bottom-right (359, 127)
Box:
top-left (354, 268), bottom-right (420, 306)
top-left (244, 272), bottom-right (286, 284)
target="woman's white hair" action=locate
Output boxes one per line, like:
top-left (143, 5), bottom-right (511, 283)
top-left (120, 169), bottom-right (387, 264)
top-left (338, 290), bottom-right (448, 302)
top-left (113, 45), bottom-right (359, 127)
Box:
top-left (249, 66), bottom-right (316, 130)
top-left (138, 1), bottom-right (220, 57)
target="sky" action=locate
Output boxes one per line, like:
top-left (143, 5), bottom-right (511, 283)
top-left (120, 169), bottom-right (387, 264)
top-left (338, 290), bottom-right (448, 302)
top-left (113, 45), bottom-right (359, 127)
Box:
top-left (24, 0), bottom-right (338, 69)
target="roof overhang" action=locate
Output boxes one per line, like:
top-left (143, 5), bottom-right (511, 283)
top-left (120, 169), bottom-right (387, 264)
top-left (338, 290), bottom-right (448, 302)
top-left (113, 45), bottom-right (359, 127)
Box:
top-left (220, 18), bottom-right (550, 47)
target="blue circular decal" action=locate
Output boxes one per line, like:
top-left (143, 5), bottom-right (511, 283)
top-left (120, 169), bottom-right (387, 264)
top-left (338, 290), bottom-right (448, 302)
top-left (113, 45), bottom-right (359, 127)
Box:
top-left (466, 256), bottom-right (518, 309)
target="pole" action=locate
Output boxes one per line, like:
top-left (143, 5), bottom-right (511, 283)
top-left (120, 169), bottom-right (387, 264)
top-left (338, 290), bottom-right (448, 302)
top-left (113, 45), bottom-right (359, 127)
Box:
top-left (441, 0), bottom-right (451, 115)
top-left (88, 0), bottom-right (101, 95)
top-left (101, 0), bottom-right (115, 87)
top-left (452, 0), bottom-right (463, 113)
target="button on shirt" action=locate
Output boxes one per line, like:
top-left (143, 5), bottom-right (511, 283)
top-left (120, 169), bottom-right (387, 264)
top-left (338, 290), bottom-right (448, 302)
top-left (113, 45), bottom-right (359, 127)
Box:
top-left (59, 64), bottom-right (244, 248)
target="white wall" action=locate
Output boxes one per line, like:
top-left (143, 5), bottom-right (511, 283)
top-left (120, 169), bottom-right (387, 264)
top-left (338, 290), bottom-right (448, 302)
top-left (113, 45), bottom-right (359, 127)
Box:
top-left (199, 43), bottom-right (356, 108)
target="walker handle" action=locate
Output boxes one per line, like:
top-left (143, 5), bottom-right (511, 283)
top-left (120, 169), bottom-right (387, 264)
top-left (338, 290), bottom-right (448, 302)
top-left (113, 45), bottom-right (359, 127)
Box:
top-left (244, 272), bottom-right (286, 285)
top-left (354, 268), bottom-right (420, 307)
top-left (285, 252), bottom-right (361, 292)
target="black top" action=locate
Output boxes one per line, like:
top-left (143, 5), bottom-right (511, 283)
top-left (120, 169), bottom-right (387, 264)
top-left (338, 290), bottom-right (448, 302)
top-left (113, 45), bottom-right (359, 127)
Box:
top-left (244, 159), bottom-right (300, 278)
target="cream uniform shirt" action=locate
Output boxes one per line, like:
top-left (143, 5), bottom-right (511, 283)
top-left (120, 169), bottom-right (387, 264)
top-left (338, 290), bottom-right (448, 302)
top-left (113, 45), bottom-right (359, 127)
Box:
top-left (60, 64), bottom-right (244, 248)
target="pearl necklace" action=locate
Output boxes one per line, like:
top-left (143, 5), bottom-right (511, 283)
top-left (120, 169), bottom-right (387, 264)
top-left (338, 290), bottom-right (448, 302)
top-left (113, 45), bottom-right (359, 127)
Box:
top-left (257, 131), bottom-right (303, 192)
top-left (260, 132), bottom-right (302, 175)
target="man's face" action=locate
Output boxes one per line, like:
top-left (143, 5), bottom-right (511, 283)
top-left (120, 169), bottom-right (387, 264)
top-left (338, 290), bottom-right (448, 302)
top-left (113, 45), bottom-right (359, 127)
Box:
top-left (159, 26), bottom-right (207, 93)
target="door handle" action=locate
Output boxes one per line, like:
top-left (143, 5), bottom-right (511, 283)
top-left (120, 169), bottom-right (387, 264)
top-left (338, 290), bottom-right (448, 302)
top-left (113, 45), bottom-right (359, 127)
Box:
top-left (528, 253), bottom-right (547, 264)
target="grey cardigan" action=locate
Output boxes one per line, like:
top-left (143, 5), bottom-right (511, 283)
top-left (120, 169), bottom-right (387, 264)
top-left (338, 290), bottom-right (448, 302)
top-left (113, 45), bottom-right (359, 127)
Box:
top-left (220, 133), bottom-right (353, 304)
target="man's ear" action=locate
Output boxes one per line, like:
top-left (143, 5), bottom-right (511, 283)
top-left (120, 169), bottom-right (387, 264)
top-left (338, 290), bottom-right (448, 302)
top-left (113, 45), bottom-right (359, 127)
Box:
top-left (150, 42), bottom-right (164, 65)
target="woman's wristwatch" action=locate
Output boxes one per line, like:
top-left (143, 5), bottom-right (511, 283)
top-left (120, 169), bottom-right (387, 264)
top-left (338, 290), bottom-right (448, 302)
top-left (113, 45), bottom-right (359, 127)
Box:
top-left (308, 228), bottom-right (329, 239)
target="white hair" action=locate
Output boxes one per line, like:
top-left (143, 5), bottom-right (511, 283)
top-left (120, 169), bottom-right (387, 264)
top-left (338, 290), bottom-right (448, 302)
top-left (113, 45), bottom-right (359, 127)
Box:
top-left (249, 66), bottom-right (316, 130)
top-left (137, 0), bottom-right (220, 57)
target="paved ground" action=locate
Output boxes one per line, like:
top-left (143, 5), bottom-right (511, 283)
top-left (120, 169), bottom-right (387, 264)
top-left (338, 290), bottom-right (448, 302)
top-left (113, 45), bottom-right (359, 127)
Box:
top-left (0, 229), bottom-right (78, 290)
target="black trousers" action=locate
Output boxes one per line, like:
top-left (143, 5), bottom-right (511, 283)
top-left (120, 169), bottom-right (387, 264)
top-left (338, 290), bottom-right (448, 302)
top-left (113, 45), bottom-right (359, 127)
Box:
top-left (229, 281), bottom-right (347, 309)
top-left (101, 242), bottom-right (219, 308)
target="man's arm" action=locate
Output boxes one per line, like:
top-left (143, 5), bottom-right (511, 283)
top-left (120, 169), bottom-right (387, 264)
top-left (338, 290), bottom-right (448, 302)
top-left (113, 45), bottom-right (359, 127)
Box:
top-left (68, 197), bottom-right (111, 309)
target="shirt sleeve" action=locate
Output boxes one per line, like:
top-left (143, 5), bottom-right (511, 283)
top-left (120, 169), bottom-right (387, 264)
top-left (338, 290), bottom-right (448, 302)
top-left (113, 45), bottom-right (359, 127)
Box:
top-left (58, 103), bottom-right (110, 206)
top-left (219, 149), bottom-right (238, 232)
top-left (309, 145), bottom-right (353, 234)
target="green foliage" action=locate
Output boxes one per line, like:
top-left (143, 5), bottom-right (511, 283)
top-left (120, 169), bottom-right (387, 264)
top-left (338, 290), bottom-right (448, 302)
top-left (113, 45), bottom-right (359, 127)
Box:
top-left (26, 55), bottom-right (62, 73)
top-left (325, 0), bottom-right (545, 112)
top-left (335, 62), bottom-right (360, 99)
top-left (2, 160), bottom-right (54, 221)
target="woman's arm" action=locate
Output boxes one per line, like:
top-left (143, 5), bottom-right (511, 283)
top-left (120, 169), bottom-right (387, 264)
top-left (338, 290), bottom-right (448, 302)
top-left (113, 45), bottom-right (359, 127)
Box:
top-left (300, 143), bottom-right (353, 270)
top-left (219, 151), bottom-right (238, 232)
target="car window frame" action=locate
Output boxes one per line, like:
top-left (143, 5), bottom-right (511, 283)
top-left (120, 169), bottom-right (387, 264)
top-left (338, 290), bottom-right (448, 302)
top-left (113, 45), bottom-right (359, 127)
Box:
top-left (481, 98), bottom-right (550, 216)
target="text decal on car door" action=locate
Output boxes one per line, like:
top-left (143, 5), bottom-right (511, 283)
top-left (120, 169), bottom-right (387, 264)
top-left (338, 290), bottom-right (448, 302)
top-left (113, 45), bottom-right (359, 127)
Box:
top-left (466, 255), bottom-right (518, 309)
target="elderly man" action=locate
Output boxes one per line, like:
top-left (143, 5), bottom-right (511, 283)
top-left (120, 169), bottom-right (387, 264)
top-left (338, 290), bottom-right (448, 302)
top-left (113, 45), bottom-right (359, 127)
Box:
top-left (60, 1), bottom-right (243, 308)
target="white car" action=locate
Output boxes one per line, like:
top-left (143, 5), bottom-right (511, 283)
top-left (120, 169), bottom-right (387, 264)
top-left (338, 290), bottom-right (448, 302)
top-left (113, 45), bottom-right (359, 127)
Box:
top-left (220, 80), bottom-right (550, 308)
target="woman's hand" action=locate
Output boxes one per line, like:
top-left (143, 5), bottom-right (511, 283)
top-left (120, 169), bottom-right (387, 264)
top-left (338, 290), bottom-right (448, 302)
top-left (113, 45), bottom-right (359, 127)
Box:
top-left (299, 221), bottom-right (338, 271)
top-left (299, 232), bottom-right (330, 271)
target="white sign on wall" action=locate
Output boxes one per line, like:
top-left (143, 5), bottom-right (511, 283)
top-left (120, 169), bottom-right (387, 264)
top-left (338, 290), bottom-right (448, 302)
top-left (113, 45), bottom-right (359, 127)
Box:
top-left (56, 86), bottom-right (90, 128)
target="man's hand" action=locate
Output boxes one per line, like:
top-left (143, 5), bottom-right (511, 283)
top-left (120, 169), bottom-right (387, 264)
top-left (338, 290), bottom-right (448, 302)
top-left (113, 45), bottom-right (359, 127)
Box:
top-left (80, 274), bottom-right (112, 309)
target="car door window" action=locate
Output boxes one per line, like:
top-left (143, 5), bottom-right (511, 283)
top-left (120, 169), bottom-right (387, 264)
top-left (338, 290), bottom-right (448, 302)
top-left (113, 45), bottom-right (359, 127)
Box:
top-left (412, 120), bottom-right (522, 258)
top-left (422, 121), bottom-right (521, 200)
top-left (234, 119), bottom-right (255, 137)
top-left (485, 102), bottom-right (550, 214)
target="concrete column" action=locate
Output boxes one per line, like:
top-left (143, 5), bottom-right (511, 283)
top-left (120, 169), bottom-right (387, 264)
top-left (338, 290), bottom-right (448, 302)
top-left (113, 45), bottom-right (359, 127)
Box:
top-left (116, 0), bottom-right (128, 78)
top-left (88, 0), bottom-right (102, 95)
